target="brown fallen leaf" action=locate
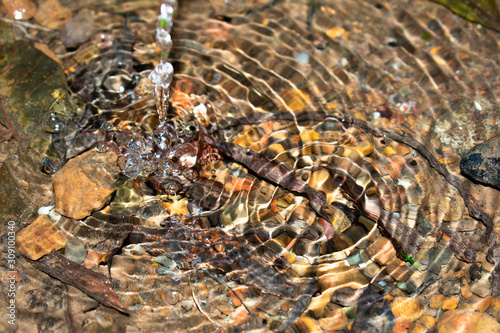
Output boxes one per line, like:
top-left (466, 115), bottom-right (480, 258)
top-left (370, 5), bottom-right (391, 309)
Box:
top-left (26, 250), bottom-right (129, 314)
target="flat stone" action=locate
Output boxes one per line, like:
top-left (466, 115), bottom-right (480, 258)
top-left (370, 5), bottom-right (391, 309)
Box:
top-left (470, 273), bottom-right (492, 298)
top-left (419, 315), bottom-right (435, 329)
top-left (429, 295), bottom-right (444, 309)
top-left (61, 8), bottom-right (95, 48)
top-left (16, 214), bottom-right (68, 260)
top-left (296, 316), bottom-right (322, 333)
top-left (63, 238), bottom-right (86, 264)
top-left (319, 309), bottom-right (348, 331)
top-left (460, 135), bottom-right (500, 190)
top-left (392, 297), bottom-right (424, 322)
top-left (53, 150), bottom-right (119, 220)
top-left (474, 296), bottom-right (493, 312)
top-left (439, 278), bottom-right (461, 296)
top-left (436, 309), bottom-right (500, 332)
top-left (442, 296), bottom-right (459, 310)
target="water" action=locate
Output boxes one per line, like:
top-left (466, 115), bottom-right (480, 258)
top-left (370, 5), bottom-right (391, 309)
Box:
top-left (1, 0), bottom-right (499, 332)
top-left (149, 1), bottom-right (177, 125)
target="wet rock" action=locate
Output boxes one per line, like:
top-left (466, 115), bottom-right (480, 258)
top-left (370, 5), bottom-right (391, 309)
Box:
top-left (0, 0), bottom-right (36, 20)
top-left (165, 290), bottom-right (181, 305)
top-left (474, 296), bottom-right (492, 312)
top-left (439, 278), bottom-right (461, 296)
top-left (53, 150), bottom-right (119, 220)
top-left (391, 297), bottom-right (424, 322)
top-left (460, 135), bottom-right (500, 190)
top-left (319, 309), bottom-right (348, 331)
top-left (470, 273), bottom-right (492, 298)
top-left (63, 238), bottom-right (86, 264)
top-left (429, 295), bottom-right (444, 309)
top-left (34, 0), bottom-right (71, 30)
top-left (61, 8), bottom-right (95, 48)
top-left (442, 296), bottom-right (459, 310)
top-left (351, 287), bottom-right (396, 332)
top-left (436, 309), bottom-right (500, 332)
top-left (296, 316), bottom-right (322, 333)
top-left (419, 315), bottom-right (435, 329)
top-left (16, 214), bottom-right (68, 260)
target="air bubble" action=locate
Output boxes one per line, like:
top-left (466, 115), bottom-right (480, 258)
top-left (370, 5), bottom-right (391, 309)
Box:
top-left (96, 143), bottom-right (108, 152)
top-left (41, 111), bottom-right (68, 133)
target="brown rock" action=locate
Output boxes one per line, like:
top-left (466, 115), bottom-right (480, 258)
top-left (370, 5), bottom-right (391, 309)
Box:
top-left (16, 214), bottom-right (68, 260)
top-left (0, 0), bottom-right (36, 20)
top-left (296, 315), bottom-right (322, 333)
top-left (53, 150), bottom-right (119, 220)
top-left (393, 317), bottom-right (410, 333)
top-left (474, 296), bottom-right (493, 312)
top-left (387, 259), bottom-right (411, 282)
top-left (366, 237), bottom-right (396, 265)
top-left (470, 273), bottom-right (492, 298)
top-left (34, 0), bottom-right (71, 29)
top-left (442, 296), bottom-right (459, 310)
top-left (392, 297), bottom-right (424, 322)
top-left (411, 322), bottom-right (426, 333)
top-left (491, 297), bottom-right (500, 310)
top-left (430, 294), bottom-right (444, 309)
top-left (419, 315), bottom-right (435, 328)
top-left (319, 309), bottom-right (348, 331)
top-left (436, 309), bottom-right (500, 333)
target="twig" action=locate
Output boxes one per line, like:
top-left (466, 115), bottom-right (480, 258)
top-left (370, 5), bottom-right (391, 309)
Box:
top-left (188, 274), bottom-right (221, 327)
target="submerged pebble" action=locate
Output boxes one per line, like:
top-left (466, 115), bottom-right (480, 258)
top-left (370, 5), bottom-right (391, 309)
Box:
top-left (0, 0), bottom-right (36, 20)
top-left (63, 238), bottom-right (87, 264)
top-left (460, 135), bottom-right (500, 190)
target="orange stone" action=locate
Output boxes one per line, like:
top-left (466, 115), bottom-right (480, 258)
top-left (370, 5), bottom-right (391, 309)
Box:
top-left (53, 150), bottom-right (118, 220)
top-left (394, 317), bottom-right (410, 333)
top-left (462, 284), bottom-right (473, 298)
top-left (473, 296), bottom-right (492, 312)
top-left (392, 297), bottom-right (423, 322)
top-left (429, 295), bottom-right (444, 309)
top-left (419, 315), bottom-right (435, 328)
top-left (411, 322), bottom-right (426, 333)
top-left (319, 309), bottom-right (348, 331)
top-left (491, 297), bottom-right (500, 310)
top-left (442, 297), bottom-right (459, 310)
top-left (0, 0), bottom-right (36, 20)
top-left (436, 309), bottom-right (500, 332)
top-left (229, 306), bottom-right (250, 327)
top-left (16, 214), bottom-right (68, 260)
top-left (296, 315), bottom-right (322, 333)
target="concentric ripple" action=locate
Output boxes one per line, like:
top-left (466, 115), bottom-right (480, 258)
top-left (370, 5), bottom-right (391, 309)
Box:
top-left (41, 0), bottom-right (500, 331)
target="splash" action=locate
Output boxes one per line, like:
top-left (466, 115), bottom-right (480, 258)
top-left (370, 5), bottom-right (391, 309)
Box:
top-left (149, 1), bottom-right (177, 124)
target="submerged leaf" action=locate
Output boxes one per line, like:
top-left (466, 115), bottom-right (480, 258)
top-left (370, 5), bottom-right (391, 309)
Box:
top-left (431, 0), bottom-right (500, 31)
top-left (0, 22), bottom-right (75, 157)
